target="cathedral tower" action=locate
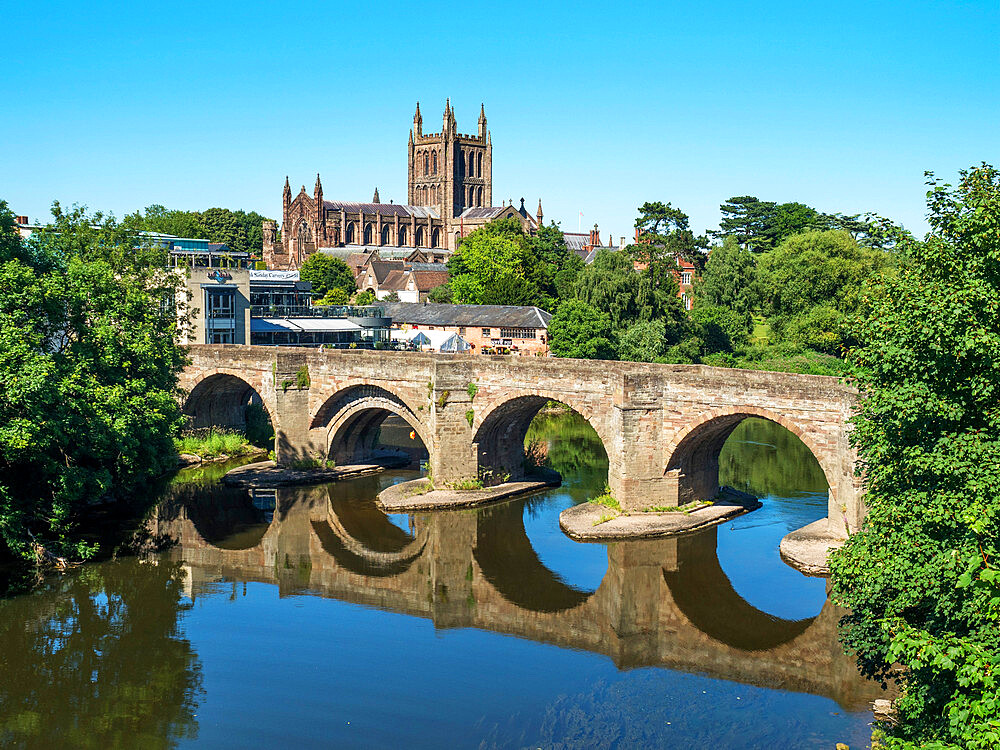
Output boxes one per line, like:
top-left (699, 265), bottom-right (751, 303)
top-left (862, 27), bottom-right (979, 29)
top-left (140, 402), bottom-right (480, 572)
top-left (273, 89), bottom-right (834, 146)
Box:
top-left (407, 100), bottom-right (492, 217)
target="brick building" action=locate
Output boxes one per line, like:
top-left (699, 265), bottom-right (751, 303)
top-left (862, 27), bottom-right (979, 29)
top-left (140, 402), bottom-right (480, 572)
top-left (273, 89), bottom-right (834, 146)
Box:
top-left (381, 302), bottom-right (552, 355)
top-left (263, 101), bottom-right (541, 269)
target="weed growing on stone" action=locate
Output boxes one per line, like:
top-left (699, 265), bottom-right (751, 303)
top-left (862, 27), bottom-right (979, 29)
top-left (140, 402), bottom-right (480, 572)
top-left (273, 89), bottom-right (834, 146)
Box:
top-left (589, 487), bottom-right (621, 512)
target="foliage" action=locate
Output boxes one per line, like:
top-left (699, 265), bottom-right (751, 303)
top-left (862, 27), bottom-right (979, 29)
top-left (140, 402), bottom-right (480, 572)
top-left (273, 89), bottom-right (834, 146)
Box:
top-left (382, 291), bottom-right (400, 302)
top-left (449, 219), bottom-right (541, 306)
top-left (573, 249), bottom-right (686, 339)
top-left (689, 305), bottom-right (751, 354)
top-left (299, 253), bottom-right (356, 298)
top-left (0, 201), bottom-right (186, 562)
top-left (465, 409), bottom-right (475, 427)
top-left (295, 366), bottom-right (310, 389)
top-left (617, 319), bottom-right (669, 362)
top-left (630, 200), bottom-right (709, 271)
top-left (140, 203), bottom-right (273, 254)
top-left (316, 287), bottom-right (350, 306)
top-left (353, 288), bottom-right (376, 306)
top-left (757, 229), bottom-right (891, 350)
top-left (829, 165), bottom-right (1000, 749)
top-left (427, 283), bottom-right (452, 303)
top-left (696, 236), bottom-right (761, 318)
top-left (700, 343), bottom-right (849, 375)
top-left (589, 487), bottom-right (621, 512)
top-left (466, 382), bottom-right (478, 400)
top-left (174, 429), bottom-right (256, 459)
top-left (548, 300), bottom-right (616, 360)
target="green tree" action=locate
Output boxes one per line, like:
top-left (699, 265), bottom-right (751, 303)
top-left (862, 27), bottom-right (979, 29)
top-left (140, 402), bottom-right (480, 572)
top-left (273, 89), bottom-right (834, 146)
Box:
top-left (696, 236), bottom-right (761, 318)
top-left (830, 165), bottom-right (1000, 749)
top-left (630, 200), bottom-right (708, 274)
top-left (0, 201), bottom-right (186, 562)
top-left (689, 305), bottom-right (751, 354)
top-left (548, 300), bottom-right (616, 360)
top-left (715, 196), bottom-right (830, 251)
top-left (757, 229), bottom-right (891, 349)
top-left (299, 253), bottom-right (356, 298)
top-left (427, 284), bottom-right (452, 303)
top-left (574, 249), bottom-right (687, 341)
top-left (617, 320), bottom-right (669, 362)
top-left (316, 287), bottom-right (349, 306)
top-left (448, 219), bottom-right (541, 306)
top-left (353, 288), bottom-right (376, 306)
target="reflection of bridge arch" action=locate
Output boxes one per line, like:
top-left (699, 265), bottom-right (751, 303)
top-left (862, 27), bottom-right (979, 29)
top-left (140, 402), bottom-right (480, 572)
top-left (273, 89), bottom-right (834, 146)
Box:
top-left (166, 485), bottom-right (275, 551)
top-left (182, 372), bottom-right (271, 432)
top-left (474, 499), bottom-right (603, 613)
top-left (310, 487), bottom-right (427, 577)
top-left (664, 407), bottom-right (838, 507)
top-left (661, 529), bottom-right (816, 651)
top-left (474, 393), bottom-right (611, 480)
top-left (311, 385), bottom-right (430, 465)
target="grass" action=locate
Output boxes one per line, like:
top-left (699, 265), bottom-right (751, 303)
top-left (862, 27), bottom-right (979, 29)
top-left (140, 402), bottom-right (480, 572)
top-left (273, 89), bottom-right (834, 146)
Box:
top-left (289, 456), bottom-right (333, 470)
top-left (643, 499), bottom-right (714, 515)
top-left (447, 478), bottom-right (484, 491)
top-left (592, 513), bottom-right (617, 526)
top-left (589, 486), bottom-right (621, 512)
top-left (402, 479), bottom-right (435, 497)
top-left (174, 429), bottom-right (258, 459)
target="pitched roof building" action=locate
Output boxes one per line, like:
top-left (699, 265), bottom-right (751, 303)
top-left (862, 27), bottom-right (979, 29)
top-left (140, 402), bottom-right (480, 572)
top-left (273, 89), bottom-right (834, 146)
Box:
top-left (381, 302), bottom-right (552, 355)
top-left (263, 101), bottom-right (543, 270)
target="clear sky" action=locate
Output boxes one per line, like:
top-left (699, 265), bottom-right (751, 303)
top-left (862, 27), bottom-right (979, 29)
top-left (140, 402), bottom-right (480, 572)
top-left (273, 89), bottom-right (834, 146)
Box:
top-left (4, 0), bottom-right (998, 240)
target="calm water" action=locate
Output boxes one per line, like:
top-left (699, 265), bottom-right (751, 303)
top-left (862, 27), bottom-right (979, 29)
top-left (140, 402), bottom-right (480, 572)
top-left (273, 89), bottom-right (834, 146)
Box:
top-left (0, 415), bottom-right (883, 749)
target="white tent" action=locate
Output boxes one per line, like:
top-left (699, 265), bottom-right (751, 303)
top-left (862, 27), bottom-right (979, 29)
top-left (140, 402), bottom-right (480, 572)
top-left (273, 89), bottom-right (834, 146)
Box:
top-left (390, 328), bottom-right (469, 352)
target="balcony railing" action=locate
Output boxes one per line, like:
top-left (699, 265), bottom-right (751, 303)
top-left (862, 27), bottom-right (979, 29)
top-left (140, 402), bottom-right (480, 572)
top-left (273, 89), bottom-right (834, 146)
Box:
top-left (250, 304), bottom-right (386, 319)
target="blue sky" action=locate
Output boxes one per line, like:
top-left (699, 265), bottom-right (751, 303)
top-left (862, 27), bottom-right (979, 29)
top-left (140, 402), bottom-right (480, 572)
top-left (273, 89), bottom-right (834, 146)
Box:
top-left (4, 0), bottom-right (998, 240)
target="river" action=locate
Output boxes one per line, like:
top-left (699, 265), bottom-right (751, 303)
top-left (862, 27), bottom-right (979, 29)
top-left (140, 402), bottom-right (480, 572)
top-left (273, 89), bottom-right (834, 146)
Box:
top-left (0, 413), bottom-right (884, 749)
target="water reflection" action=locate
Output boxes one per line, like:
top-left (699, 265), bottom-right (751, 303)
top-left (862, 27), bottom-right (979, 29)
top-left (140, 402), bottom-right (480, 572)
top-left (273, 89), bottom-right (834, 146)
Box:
top-left (0, 559), bottom-right (202, 749)
top-left (147, 476), bottom-right (878, 711)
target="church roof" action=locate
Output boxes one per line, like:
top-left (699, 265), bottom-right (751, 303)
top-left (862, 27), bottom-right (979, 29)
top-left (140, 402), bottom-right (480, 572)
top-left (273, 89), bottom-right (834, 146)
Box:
top-left (458, 206), bottom-right (507, 220)
top-left (323, 201), bottom-right (440, 219)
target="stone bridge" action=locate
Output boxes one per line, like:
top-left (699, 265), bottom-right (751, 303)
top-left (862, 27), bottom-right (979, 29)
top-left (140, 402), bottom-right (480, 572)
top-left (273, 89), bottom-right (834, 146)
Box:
top-left (179, 345), bottom-right (862, 535)
top-left (151, 482), bottom-right (880, 709)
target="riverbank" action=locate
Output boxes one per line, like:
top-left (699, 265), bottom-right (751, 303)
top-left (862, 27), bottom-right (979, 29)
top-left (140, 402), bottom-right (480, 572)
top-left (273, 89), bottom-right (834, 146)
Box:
top-left (559, 487), bottom-right (762, 541)
top-left (174, 429), bottom-right (269, 467)
top-left (377, 469), bottom-right (561, 512)
top-left (778, 518), bottom-right (846, 576)
top-left (222, 455), bottom-right (410, 488)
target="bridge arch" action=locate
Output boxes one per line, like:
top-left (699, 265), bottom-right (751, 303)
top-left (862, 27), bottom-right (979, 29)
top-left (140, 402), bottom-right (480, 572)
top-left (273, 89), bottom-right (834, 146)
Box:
top-left (311, 384), bottom-right (430, 466)
top-left (661, 528), bottom-right (817, 651)
top-left (473, 392), bottom-right (611, 481)
top-left (182, 371), bottom-right (272, 434)
top-left (663, 407), bottom-right (839, 508)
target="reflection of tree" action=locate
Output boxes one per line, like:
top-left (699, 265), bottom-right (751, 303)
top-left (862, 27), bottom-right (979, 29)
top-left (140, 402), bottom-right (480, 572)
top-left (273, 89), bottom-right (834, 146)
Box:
top-left (0, 559), bottom-right (202, 749)
top-left (524, 411), bottom-right (608, 487)
top-left (719, 418), bottom-right (827, 498)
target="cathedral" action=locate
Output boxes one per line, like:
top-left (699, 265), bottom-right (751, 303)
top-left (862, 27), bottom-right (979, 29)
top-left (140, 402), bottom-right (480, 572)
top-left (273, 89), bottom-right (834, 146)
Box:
top-left (263, 101), bottom-right (544, 269)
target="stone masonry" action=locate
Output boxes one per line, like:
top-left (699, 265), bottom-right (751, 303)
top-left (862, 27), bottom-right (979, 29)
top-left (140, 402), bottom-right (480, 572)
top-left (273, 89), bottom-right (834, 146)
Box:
top-left (179, 346), bottom-right (863, 537)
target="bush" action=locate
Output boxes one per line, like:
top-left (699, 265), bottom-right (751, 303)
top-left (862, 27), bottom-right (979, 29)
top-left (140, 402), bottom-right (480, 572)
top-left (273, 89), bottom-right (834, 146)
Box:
top-left (690, 304), bottom-right (752, 353)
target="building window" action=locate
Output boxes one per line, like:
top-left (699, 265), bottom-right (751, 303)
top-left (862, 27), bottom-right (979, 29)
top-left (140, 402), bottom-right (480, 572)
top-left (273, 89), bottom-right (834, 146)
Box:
top-left (458, 327), bottom-right (466, 336)
top-left (206, 289), bottom-right (235, 319)
top-left (681, 272), bottom-right (692, 285)
top-left (682, 293), bottom-right (692, 311)
top-left (209, 330), bottom-right (234, 344)
top-left (500, 328), bottom-right (536, 339)
top-left (482, 328), bottom-right (491, 336)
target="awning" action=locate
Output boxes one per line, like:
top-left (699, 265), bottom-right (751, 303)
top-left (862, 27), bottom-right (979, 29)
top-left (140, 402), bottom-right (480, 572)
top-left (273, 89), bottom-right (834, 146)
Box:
top-left (250, 317), bottom-right (362, 333)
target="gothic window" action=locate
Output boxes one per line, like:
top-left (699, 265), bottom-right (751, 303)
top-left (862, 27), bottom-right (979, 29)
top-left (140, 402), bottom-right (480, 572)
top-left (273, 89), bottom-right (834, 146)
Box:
top-left (432, 151), bottom-right (438, 175)
top-left (415, 226), bottom-right (425, 246)
top-left (398, 225), bottom-right (407, 246)
top-left (363, 223), bottom-right (373, 245)
top-left (423, 153), bottom-right (429, 175)
top-left (345, 222), bottom-right (355, 244)
top-left (477, 187), bottom-right (483, 206)
top-left (431, 227), bottom-right (440, 248)
top-left (469, 151), bottom-right (475, 177)
top-left (478, 152), bottom-right (483, 176)
top-left (297, 221), bottom-right (313, 263)
top-left (381, 225), bottom-right (391, 246)
top-left (459, 152), bottom-right (465, 177)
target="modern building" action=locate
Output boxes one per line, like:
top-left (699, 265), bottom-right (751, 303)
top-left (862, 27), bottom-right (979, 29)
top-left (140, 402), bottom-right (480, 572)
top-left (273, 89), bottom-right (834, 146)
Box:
top-left (381, 302), bottom-right (552, 355)
top-left (262, 101), bottom-right (545, 268)
top-left (175, 252), bottom-right (391, 347)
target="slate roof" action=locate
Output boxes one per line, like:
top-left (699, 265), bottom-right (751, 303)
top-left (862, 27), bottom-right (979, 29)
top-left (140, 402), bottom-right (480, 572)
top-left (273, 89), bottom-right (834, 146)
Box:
top-left (408, 269), bottom-right (449, 291)
top-left (458, 206), bottom-right (507, 220)
top-left (381, 302), bottom-right (552, 329)
top-left (323, 201), bottom-right (440, 219)
top-left (407, 262), bottom-right (449, 272)
top-left (363, 260), bottom-right (406, 284)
